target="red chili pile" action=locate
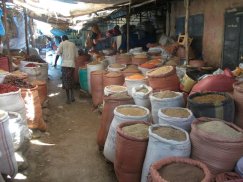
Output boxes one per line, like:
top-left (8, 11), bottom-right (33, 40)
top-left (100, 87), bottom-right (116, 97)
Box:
top-left (0, 84), bottom-right (19, 94)
top-left (3, 75), bottom-right (34, 89)
top-left (25, 63), bottom-right (37, 67)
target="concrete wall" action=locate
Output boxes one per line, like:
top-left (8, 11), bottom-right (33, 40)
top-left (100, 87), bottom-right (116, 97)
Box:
top-left (170, 0), bottom-right (243, 67)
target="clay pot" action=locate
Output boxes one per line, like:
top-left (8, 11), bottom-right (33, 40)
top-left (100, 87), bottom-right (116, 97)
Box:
top-left (132, 57), bottom-right (148, 66)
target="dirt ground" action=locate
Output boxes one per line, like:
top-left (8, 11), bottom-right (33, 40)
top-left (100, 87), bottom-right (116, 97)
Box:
top-left (13, 66), bottom-right (117, 182)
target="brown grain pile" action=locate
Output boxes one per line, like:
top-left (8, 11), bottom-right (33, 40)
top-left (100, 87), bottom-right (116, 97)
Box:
top-left (153, 91), bottom-right (178, 99)
top-left (109, 92), bottom-right (131, 99)
top-left (147, 66), bottom-right (173, 76)
top-left (192, 94), bottom-right (225, 104)
top-left (162, 108), bottom-right (190, 118)
top-left (116, 106), bottom-right (147, 116)
top-left (106, 85), bottom-right (126, 92)
top-left (197, 121), bottom-right (243, 139)
top-left (110, 63), bottom-right (123, 68)
top-left (105, 72), bottom-right (121, 77)
top-left (153, 126), bottom-right (186, 141)
top-left (158, 162), bottom-right (204, 182)
top-left (122, 123), bottom-right (149, 139)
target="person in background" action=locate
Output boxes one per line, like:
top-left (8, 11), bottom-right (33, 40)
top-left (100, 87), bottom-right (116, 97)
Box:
top-left (54, 35), bottom-right (78, 104)
top-left (85, 24), bottom-right (103, 51)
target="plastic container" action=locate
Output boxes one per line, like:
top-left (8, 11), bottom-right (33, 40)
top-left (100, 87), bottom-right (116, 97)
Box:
top-left (79, 67), bottom-right (88, 92)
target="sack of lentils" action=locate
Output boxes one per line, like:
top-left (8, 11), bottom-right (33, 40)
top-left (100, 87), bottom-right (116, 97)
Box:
top-left (149, 157), bottom-right (212, 182)
top-left (146, 66), bottom-right (180, 91)
top-left (96, 93), bottom-right (134, 148)
top-left (187, 92), bottom-right (235, 122)
top-left (150, 90), bottom-right (185, 124)
top-left (190, 117), bottom-right (243, 175)
top-left (141, 124), bottom-right (191, 182)
top-left (115, 121), bottom-right (150, 182)
top-left (158, 107), bottom-right (195, 132)
top-left (104, 105), bottom-right (150, 162)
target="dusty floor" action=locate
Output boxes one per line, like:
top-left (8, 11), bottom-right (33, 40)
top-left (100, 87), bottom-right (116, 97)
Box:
top-left (13, 66), bottom-right (117, 182)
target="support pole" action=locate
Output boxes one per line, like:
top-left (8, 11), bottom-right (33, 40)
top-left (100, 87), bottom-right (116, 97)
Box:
top-left (184, 0), bottom-right (189, 64)
top-left (126, 3), bottom-right (131, 53)
top-left (24, 8), bottom-right (29, 56)
top-left (29, 17), bottom-right (36, 48)
top-left (2, 0), bottom-right (12, 71)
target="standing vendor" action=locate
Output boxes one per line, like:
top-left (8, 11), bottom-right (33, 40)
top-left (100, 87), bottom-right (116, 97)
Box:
top-left (85, 24), bottom-right (102, 51)
top-left (54, 35), bottom-right (78, 104)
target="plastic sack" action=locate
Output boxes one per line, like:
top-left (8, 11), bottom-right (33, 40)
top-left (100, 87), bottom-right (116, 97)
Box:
top-left (0, 110), bottom-right (18, 177)
top-left (150, 91), bottom-right (184, 123)
top-left (141, 124), bottom-right (191, 182)
top-left (158, 107), bottom-right (195, 132)
top-left (87, 62), bottom-right (104, 94)
top-left (125, 76), bottom-right (148, 96)
top-left (104, 85), bottom-right (127, 96)
top-left (8, 112), bottom-right (29, 151)
top-left (103, 105), bottom-right (150, 163)
top-left (132, 85), bottom-right (153, 109)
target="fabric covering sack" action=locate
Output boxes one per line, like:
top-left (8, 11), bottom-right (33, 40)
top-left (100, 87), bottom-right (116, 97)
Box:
top-left (141, 124), bottom-right (191, 182)
top-left (132, 85), bottom-right (153, 109)
top-left (190, 117), bottom-right (243, 175)
top-left (158, 107), bottom-right (195, 132)
top-left (0, 110), bottom-right (18, 177)
top-left (150, 91), bottom-right (184, 124)
top-left (114, 121), bottom-right (150, 182)
top-left (187, 92), bottom-right (235, 122)
top-left (149, 157), bottom-right (212, 182)
top-left (103, 105), bottom-right (150, 163)
top-left (8, 112), bottom-right (29, 151)
top-left (96, 94), bottom-right (134, 148)
top-left (21, 86), bottom-right (47, 131)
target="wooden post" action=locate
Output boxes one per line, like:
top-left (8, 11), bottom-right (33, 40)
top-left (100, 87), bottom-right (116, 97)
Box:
top-left (29, 18), bottom-right (36, 48)
top-left (184, 0), bottom-right (189, 64)
top-left (2, 0), bottom-right (12, 71)
top-left (24, 8), bottom-right (29, 56)
top-left (126, 6), bottom-right (130, 52)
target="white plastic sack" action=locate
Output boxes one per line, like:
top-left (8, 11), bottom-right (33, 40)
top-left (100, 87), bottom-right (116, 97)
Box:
top-left (158, 107), bottom-right (195, 131)
top-left (125, 77), bottom-right (148, 96)
top-left (8, 112), bottom-right (30, 151)
top-left (235, 157), bottom-right (243, 177)
top-left (0, 110), bottom-right (18, 177)
top-left (176, 66), bottom-right (186, 81)
top-left (22, 65), bottom-right (41, 81)
top-left (132, 85), bottom-right (153, 109)
top-left (150, 92), bottom-right (184, 124)
top-left (141, 124), bottom-right (191, 182)
top-left (104, 85), bottom-right (127, 96)
top-left (107, 64), bottom-right (126, 72)
top-left (0, 72), bottom-right (9, 84)
top-left (87, 62), bottom-right (104, 94)
top-left (103, 105), bottom-right (150, 162)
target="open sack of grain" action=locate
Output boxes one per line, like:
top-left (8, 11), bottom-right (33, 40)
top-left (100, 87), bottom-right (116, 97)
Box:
top-left (190, 117), bottom-right (243, 175)
top-left (115, 121), bottom-right (150, 182)
top-left (103, 105), bottom-right (150, 163)
top-left (141, 124), bottom-right (191, 182)
top-left (125, 73), bottom-right (148, 96)
top-left (149, 157), bottom-right (212, 182)
top-left (132, 85), bottom-right (153, 109)
top-left (104, 85), bottom-right (127, 96)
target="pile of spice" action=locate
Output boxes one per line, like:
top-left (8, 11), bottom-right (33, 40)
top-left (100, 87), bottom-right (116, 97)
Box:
top-left (197, 121), bottom-right (243, 139)
top-left (0, 84), bottom-right (19, 94)
top-left (4, 75), bottom-right (34, 88)
top-left (122, 123), bottom-right (149, 139)
top-left (147, 66), bottom-right (173, 76)
top-left (161, 108), bottom-right (190, 118)
top-left (116, 106), bottom-right (147, 116)
top-left (153, 91), bottom-right (178, 99)
top-left (25, 63), bottom-right (38, 67)
top-left (158, 162), bottom-right (204, 182)
top-left (153, 126), bottom-right (186, 141)
top-left (192, 94), bottom-right (226, 104)
top-left (127, 73), bottom-right (145, 80)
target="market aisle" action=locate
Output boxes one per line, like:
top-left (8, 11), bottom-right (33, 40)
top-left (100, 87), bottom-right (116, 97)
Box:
top-left (14, 66), bottom-right (116, 182)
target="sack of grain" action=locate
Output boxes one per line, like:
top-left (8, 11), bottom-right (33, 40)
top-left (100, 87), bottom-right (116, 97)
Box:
top-left (149, 157), bottom-right (212, 182)
top-left (103, 72), bottom-right (124, 88)
top-left (0, 110), bottom-right (18, 177)
top-left (158, 107), bottom-right (195, 131)
top-left (31, 80), bottom-right (47, 105)
top-left (132, 85), bottom-right (153, 109)
top-left (233, 81), bottom-right (243, 129)
top-left (150, 91), bottom-right (184, 123)
top-left (125, 74), bottom-right (148, 96)
top-left (104, 105), bottom-right (150, 162)
top-left (190, 117), bottom-right (243, 175)
top-left (108, 63), bottom-right (126, 72)
top-left (96, 94), bottom-right (134, 148)
top-left (122, 65), bottom-right (141, 77)
top-left (132, 55), bottom-right (148, 65)
top-left (115, 121), bottom-right (150, 182)
top-left (187, 92), bottom-right (235, 122)
top-left (141, 124), bottom-right (191, 182)
top-left (116, 54), bottom-right (131, 65)
top-left (146, 66), bottom-right (180, 91)
top-left (104, 85), bottom-right (127, 96)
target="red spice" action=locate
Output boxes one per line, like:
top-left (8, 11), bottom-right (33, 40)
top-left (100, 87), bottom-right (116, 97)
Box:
top-left (25, 63), bottom-right (37, 67)
top-left (0, 84), bottom-right (18, 94)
